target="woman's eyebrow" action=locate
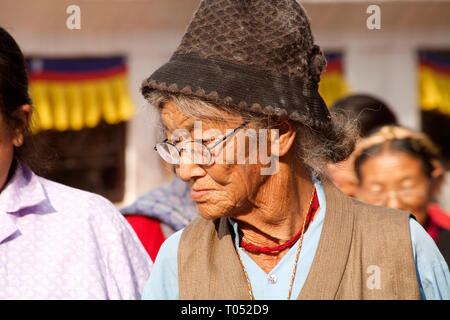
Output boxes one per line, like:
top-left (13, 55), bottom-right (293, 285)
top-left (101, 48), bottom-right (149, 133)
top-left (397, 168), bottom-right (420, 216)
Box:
top-left (162, 118), bottom-right (195, 132)
top-left (161, 123), bottom-right (196, 139)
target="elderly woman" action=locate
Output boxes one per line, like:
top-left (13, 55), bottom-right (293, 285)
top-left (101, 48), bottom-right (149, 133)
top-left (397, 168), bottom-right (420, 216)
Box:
top-left (354, 125), bottom-right (450, 267)
top-left (0, 27), bottom-right (152, 299)
top-left (142, 0), bottom-right (449, 299)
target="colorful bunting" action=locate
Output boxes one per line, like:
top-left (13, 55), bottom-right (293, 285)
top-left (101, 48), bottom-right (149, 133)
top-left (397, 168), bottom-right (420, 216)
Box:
top-left (419, 51), bottom-right (450, 116)
top-left (319, 52), bottom-right (351, 108)
top-left (27, 57), bottom-right (135, 132)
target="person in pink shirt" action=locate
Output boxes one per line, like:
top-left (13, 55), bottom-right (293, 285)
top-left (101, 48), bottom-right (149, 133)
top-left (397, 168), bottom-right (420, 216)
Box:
top-left (0, 27), bottom-right (152, 299)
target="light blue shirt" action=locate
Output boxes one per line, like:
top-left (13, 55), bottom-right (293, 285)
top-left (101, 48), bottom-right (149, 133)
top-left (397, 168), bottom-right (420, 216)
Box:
top-left (142, 180), bottom-right (450, 300)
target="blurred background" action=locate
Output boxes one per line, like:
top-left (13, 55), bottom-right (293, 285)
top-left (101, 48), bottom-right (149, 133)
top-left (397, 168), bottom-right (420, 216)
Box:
top-left (1, 0), bottom-right (449, 211)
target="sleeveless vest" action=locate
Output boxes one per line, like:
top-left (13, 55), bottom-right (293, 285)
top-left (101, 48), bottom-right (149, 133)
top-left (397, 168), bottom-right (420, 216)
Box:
top-left (178, 179), bottom-right (420, 299)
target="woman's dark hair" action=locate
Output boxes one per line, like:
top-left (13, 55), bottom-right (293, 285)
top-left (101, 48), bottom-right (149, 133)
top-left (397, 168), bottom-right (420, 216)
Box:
top-left (354, 138), bottom-right (438, 183)
top-left (0, 27), bottom-right (32, 160)
top-left (331, 94), bottom-right (398, 137)
top-left (0, 27), bottom-right (55, 175)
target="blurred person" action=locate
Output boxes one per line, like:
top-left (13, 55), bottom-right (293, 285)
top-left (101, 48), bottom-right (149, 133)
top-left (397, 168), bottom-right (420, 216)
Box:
top-left (331, 94), bottom-right (398, 138)
top-left (327, 94), bottom-right (398, 196)
top-left (354, 125), bottom-right (450, 266)
top-left (140, 0), bottom-right (448, 300)
top-left (0, 27), bottom-right (151, 299)
top-left (121, 177), bottom-right (198, 261)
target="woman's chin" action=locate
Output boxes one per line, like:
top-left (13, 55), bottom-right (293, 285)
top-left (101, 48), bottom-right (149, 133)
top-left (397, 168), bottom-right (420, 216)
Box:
top-left (196, 203), bottom-right (229, 220)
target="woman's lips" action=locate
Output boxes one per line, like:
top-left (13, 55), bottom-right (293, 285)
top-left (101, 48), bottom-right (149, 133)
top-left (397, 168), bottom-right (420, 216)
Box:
top-left (190, 189), bottom-right (213, 200)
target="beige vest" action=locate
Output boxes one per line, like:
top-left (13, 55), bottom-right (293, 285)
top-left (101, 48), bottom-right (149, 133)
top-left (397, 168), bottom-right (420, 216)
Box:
top-left (178, 179), bottom-right (420, 299)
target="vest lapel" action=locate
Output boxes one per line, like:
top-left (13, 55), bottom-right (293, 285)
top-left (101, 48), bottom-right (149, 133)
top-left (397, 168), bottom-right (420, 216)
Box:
top-left (178, 217), bottom-right (250, 299)
top-left (214, 217), bottom-right (251, 299)
top-left (298, 179), bottom-right (355, 300)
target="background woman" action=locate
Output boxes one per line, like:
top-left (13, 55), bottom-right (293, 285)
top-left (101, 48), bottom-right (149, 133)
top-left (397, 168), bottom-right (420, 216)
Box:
top-left (121, 177), bottom-right (198, 261)
top-left (354, 125), bottom-right (450, 266)
top-left (327, 94), bottom-right (398, 196)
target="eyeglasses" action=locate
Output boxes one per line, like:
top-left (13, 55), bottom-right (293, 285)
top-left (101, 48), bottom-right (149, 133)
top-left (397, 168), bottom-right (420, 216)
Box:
top-left (357, 186), bottom-right (428, 206)
top-left (154, 122), bottom-right (247, 165)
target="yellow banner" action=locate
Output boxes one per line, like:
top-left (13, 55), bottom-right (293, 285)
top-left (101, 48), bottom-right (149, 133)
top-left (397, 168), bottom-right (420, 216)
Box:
top-left (29, 75), bottom-right (135, 133)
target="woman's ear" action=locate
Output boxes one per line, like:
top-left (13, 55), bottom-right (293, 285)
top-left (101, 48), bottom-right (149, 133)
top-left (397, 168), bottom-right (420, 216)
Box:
top-left (271, 120), bottom-right (297, 158)
top-left (11, 104), bottom-right (32, 147)
top-left (430, 160), bottom-right (445, 196)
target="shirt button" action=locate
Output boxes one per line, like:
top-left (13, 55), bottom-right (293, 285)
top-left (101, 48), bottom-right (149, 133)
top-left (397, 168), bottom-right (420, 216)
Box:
top-left (268, 274), bottom-right (277, 284)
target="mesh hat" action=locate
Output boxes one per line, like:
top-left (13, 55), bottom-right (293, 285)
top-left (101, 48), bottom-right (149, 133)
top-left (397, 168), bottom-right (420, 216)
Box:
top-left (142, 0), bottom-right (332, 130)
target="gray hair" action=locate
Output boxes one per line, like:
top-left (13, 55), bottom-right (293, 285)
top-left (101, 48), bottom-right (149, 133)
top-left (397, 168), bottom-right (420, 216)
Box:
top-left (145, 90), bottom-right (359, 179)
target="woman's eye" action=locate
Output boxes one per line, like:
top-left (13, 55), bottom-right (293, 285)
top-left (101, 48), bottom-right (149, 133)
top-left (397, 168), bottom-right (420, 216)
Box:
top-left (368, 184), bottom-right (383, 193)
top-left (401, 179), bottom-right (416, 188)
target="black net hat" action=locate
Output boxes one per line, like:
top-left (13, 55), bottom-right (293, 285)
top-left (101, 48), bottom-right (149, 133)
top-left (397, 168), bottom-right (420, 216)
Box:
top-left (142, 0), bottom-right (332, 130)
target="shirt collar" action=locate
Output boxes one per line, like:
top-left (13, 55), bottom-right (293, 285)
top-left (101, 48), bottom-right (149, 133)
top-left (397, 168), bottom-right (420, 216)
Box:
top-left (228, 179), bottom-right (325, 248)
top-left (0, 161), bottom-right (49, 215)
top-left (0, 161), bottom-right (53, 244)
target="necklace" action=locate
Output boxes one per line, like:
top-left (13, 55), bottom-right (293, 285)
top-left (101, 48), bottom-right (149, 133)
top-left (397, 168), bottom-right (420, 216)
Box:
top-left (235, 186), bottom-right (319, 300)
top-left (240, 224), bottom-right (305, 253)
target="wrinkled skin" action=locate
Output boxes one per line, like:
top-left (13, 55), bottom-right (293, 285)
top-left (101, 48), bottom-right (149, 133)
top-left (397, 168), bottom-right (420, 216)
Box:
top-left (160, 101), bottom-right (314, 273)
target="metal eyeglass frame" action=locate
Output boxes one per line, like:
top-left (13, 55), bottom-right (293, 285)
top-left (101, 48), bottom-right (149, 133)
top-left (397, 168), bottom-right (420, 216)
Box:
top-left (154, 122), bottom-right (248, 165)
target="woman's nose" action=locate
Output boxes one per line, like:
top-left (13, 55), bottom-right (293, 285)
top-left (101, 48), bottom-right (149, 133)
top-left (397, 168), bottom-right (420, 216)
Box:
top-left (176, 155), bottom-right (206, 182)
top-left (384, 190), bottom-right (403, 210)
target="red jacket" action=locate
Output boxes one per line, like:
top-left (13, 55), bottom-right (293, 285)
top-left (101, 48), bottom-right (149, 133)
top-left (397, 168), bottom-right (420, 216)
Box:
top-left (426, 203), bottom-right (450, 266)
top-left (125, 215), bottom-right (166, 262)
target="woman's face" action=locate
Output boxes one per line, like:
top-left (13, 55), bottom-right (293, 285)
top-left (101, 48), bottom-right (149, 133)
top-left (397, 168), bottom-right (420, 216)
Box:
top-left (355, 150), bottom-right (433, 220)
top-left (160, 101), bottom-right (270, 220)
